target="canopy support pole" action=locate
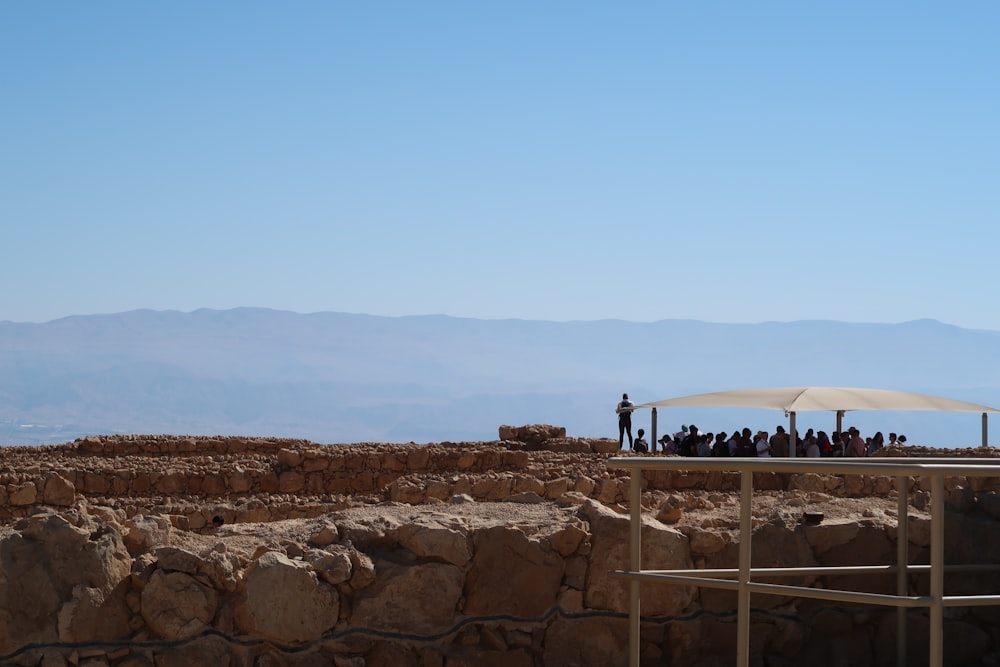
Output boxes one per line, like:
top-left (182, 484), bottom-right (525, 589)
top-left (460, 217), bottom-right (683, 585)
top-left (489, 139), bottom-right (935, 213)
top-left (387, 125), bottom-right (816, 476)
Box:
top-left (651, 408), bottom-right (658, 453)
top-left (983, 412), bottom-right (988, 448)
top-left (789, 411), bottom-right (797, 457)
top-left (836, 410), bottom-right (845, 437)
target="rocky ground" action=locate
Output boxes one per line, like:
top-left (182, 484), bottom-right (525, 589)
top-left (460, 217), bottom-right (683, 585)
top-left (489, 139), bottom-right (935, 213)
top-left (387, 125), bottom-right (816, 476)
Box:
top-left (1, 430), bottom-right (999, 667)
top-left (2, 434), bottom-right (992, 550)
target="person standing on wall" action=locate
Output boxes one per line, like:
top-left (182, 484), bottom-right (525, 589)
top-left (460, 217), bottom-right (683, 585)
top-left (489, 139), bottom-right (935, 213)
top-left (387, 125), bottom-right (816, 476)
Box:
top-left (616, 393), bottom-right (635, 450)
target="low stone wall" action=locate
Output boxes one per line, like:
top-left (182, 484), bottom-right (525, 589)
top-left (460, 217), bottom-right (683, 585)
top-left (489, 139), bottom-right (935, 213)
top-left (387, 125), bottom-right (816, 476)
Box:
top-left (2, 436), bottom-right (1000, 522)
top-left (2, 492), bottom-right (1000, 667)
top-left (3, 435), bottom-right (1000, 666)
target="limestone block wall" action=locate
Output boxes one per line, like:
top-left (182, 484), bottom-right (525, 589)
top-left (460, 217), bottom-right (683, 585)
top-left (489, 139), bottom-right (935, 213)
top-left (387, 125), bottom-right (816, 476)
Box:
top-left (3, 436), bottom-right (1000, 525)
top-left (2, 436), bottom-right (1000, 665)
top-left (2, 494), bottom-right (1000, 667)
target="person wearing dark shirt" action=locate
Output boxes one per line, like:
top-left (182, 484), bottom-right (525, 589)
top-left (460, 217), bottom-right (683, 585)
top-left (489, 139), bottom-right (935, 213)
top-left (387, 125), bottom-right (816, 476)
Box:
top-left (770, 426), bottom-right (789, 457)
top-left (737, 428), bottom-right (755, 457)
top-left (616, 393), bottom-right (635, 450)
top-left (712, 432), bottom-right (730, 457)
top-left (680, 425), bottom-right (701, 457)
top-left (634, 428), bottom-right (649, 453)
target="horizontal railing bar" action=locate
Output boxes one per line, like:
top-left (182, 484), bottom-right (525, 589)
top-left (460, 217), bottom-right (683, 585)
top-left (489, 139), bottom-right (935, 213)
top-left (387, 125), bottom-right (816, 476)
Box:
top-left (611, 570), bottom-right (932, 607)
top-left (882, 458), bottom-right (1000, 464)
top-left (745, 580), bottom-right (930, 607)
top-left (632, 563), bottom-right (1000, 578)
top-left (608, 457), bottom-right (1000, 476)
top-left (942, 595), bottom-right (1000, 607)
top-left (610, 570), bottom-right (741, 591)
top-left (637, 566), bottom-right (893, 577)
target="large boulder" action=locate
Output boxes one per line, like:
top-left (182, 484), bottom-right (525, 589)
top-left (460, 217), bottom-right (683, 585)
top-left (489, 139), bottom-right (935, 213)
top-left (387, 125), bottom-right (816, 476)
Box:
top-left (145, 634), bottom-right (233, 667)
top-left (201, 548), bottom-right (243, 593)
top-left (123, 515), bottom-right (172, 556)
top-left (350, 557), bottom-right (463, 635)
top-left (42, 473), bottom-right (76, 506)
top-left (498, 424), bottom-right (566, 446)
top-left (942, 510), bottom-right (1000, 597)
top-left (306, 546), bottom-right (354, 585)
top-left (543, 616), bottom-right (629, 667)
top-left (397, 518), bottom-right (472, 567)
top-left (464, 525), bottom-right (565, 618)
top-left (235, 551), bottom-right (339, 643)
top-left (9, 481), bottom-right (37, 506)
top-left (56, 583), bottom-right (131, 644)
top-left (815, 522), bottom-right (894, 595)
top-left (580, 500), bottom-right (695, 616)
top-left (703, 522), bottom-right (819, 612)
top-left (0, 512), bottom-right (131, 653)
top-left (803, 517), bottom-right (861, 554)
top-left (141, 568), bottom-right (218, 640)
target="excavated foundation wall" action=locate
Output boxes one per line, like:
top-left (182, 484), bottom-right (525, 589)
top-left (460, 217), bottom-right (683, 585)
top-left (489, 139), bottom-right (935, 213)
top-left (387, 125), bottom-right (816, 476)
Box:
top-left (0, 435), bottom-right (999, 667)
top-left (4, 435), bottom-right (999, 522)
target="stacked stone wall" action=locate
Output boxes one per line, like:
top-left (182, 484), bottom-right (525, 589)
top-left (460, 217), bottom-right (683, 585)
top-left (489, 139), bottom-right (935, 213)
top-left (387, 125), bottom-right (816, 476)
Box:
top-left (2, 435), bottom-right (1000, 665)
top-left (2, 490), bottom-right (1000, 666)
top-left (4, 436), bottom-right (1000, 526)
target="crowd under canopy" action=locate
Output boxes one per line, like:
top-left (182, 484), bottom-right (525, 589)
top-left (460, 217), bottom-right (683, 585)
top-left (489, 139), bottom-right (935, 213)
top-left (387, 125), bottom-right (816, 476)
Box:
top-left (634, 386), bottom-right (1000, 453)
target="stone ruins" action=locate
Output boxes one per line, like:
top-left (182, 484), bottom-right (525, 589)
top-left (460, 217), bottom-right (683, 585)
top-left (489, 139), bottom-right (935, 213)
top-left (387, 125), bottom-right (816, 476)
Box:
top-left (0, 425), bottom-right (998, 666)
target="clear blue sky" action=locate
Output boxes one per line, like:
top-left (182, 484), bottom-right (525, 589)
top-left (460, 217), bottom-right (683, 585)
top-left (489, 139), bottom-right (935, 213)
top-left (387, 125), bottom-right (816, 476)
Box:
top-left (3, 2), bottom-right (998, 328)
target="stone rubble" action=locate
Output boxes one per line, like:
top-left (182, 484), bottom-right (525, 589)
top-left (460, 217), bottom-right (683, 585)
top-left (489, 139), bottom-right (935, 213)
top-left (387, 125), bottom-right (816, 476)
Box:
top-left (0, 431), bottom-right (998, 666)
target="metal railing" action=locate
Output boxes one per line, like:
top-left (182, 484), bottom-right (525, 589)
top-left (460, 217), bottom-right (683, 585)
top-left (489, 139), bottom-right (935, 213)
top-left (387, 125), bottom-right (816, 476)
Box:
top-left (606, 456), bottom-right (1000, 667)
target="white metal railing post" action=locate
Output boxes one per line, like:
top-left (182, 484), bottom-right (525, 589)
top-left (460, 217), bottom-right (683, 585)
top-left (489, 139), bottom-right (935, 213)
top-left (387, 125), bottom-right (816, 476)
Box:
top-left (629, 470), bottom-right (642, 667)
top-left (605, 457), bottom-right (1000, 667)
top-left (896, 475), bottom-right (909, 667)
top-left (737, 469), bottom-right (753, 667)
top-left (930, 472), bottom-right (944, 667)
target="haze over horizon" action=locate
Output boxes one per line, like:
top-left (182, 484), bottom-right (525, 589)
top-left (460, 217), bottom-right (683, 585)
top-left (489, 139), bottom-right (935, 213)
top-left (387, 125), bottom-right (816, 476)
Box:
top-left (2, 307), bottom-right (995, 333)
top-left (2, 308), bottom-right (999, 449)
top-left (3, 3), bottom-right (999, 330)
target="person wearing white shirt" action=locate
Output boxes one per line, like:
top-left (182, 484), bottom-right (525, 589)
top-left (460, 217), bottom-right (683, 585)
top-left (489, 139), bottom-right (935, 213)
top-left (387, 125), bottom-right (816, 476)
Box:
top-left (697, 434), bottom-right (713, 457)
top-left (755, 431), bottom-right (771, 457)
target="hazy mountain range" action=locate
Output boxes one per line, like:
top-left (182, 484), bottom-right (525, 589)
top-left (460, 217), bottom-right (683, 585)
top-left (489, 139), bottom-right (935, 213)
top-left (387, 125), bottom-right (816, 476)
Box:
top-left (2, 308), bottom-right (999, 447)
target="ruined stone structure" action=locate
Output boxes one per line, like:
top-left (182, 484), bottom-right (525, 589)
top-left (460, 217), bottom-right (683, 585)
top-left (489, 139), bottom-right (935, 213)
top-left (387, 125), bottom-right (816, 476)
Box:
top-left (1, 430), bottom-right (999, 666)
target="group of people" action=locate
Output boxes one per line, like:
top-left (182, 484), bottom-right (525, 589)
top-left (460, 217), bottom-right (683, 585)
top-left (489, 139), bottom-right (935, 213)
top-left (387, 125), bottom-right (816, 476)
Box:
top-left (649, 424), bottom-right (907, 457)
top-left (615, 393), bottom-right (907, 457)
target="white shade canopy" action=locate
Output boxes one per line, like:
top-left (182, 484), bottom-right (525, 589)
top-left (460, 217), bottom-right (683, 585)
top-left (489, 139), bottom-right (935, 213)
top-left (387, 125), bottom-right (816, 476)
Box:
top-left (636, 387), bottom-right (1000, 414)
top-left (636, 386), bottom-right (998, 450)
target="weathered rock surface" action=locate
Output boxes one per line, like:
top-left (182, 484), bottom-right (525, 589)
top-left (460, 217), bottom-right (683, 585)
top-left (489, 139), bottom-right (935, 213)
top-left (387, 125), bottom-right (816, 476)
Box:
top-left (235, 550), bottom-right (340, 643)
top-left (0, 510), bottom-right (131, 650)
top-left (464, 524), bottom-right (564, 618)
top-left (141, 568), bottom-right (217, 640)
top-left (351, 558), bottom-right (463, 635)
top-left (581, 499), bottom-right (695, 616)
top-left (0, 434), bottom-right (998, 666)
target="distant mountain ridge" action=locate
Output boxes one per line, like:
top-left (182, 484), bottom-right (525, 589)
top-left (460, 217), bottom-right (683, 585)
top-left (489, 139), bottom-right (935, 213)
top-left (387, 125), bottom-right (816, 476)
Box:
top-left (2, 308), bottom-right (999, 447)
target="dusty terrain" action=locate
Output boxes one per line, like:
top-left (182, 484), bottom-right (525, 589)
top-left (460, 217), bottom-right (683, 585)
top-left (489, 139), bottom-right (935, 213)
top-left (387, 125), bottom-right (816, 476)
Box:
top-left (1, 431), bottom-right (998, 667)
top-left (1, 434), bottom-right (987, 544)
